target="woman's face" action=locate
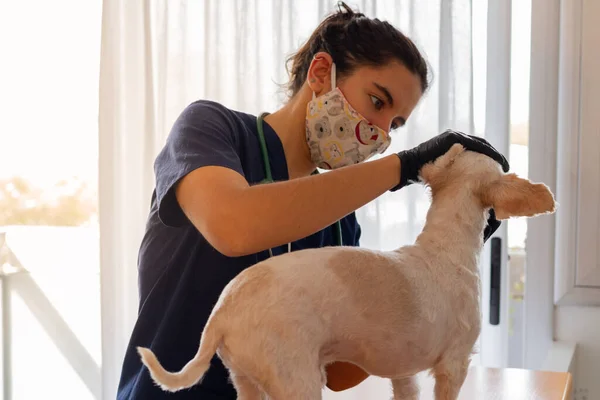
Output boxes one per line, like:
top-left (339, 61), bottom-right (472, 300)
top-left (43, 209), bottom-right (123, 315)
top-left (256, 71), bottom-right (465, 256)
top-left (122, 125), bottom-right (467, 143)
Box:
top-left (336, 61), bottom-right (423, 134)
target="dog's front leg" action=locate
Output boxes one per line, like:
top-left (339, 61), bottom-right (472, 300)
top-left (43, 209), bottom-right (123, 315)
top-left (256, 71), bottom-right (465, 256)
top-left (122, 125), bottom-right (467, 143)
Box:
top-left (432, 356), bottom-right (469, 400)
top-left (391, 376), bottom-right (419, 400)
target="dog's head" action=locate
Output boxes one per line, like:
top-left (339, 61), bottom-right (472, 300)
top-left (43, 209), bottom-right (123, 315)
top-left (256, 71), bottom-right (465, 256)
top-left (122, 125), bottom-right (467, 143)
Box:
top-left (419, 143), bottom-right (556, 220)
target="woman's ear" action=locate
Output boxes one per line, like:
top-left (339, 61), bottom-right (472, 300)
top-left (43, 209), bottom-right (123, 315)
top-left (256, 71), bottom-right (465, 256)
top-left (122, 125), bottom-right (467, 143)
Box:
top-left (481, 173), bottom-right (556, 220)
top-left (306, 52), bottom-right (334, 96)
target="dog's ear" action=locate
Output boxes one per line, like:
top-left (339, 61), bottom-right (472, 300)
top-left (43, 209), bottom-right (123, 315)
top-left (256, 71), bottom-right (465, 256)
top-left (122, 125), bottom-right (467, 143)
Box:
top-left (420, 143), bottom-right (465, 185)
top-left (481, 173), bottom-right (556, 220)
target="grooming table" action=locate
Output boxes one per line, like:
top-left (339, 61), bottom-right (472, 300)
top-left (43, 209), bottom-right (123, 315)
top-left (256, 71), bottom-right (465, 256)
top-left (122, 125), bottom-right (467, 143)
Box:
top-left (419, 367), bottom-right (573, 400)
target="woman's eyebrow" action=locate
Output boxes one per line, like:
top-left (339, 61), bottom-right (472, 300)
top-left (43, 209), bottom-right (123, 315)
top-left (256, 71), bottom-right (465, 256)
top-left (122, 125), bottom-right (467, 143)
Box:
top-left (373, 82), bottom-right (394, 106)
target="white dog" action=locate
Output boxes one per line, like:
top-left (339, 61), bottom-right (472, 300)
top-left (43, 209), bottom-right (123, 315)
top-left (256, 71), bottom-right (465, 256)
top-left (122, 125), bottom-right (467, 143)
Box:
top-left (138, 144), bottom-right (556, 400)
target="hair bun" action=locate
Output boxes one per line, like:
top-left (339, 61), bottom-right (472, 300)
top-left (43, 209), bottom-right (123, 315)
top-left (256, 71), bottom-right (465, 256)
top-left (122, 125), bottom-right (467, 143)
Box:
top-left (335, 1), bottom-right (365, 20)
top-left (283, 0), bottom-right (429, 99)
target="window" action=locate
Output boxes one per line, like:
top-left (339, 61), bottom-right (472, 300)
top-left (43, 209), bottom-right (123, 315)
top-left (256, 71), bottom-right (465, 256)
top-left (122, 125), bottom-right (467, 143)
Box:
top-left (506, 0), bottom-right (532, 368)
top-left (0, 1), bottom-right (102, 398)
top-left (472, 0), bottom-right (533, 368)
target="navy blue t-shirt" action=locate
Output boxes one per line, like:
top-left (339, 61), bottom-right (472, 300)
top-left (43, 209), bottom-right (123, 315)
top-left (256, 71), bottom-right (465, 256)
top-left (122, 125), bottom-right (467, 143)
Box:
top-left (116, 100), bottom-right (362, 399)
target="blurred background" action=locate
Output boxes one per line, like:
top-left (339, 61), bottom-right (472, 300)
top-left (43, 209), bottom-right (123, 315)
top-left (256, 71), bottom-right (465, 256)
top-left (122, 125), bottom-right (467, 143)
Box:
top-left (0, 1), bottom-right (596, 399)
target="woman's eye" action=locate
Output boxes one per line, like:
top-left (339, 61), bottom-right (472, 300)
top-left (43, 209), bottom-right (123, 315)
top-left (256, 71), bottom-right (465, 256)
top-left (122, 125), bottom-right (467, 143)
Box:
top-left (370, 95), bottom-right (384, 110)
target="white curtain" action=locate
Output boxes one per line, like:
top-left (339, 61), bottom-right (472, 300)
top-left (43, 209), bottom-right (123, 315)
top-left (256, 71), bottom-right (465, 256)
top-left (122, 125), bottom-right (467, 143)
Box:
top-left (98, 0), bottom-right (473, 398)
top-left (98, 1), bottom-right (161, 399)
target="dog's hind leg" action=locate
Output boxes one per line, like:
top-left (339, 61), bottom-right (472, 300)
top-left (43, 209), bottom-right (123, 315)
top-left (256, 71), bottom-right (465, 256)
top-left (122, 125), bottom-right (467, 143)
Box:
top-left (262, 368), bottom-right (323, 400)
top-left (250, 351), bottom-right (322, 400)
top-left (432, 355), bottom-right (469, 400)
top-left (391, 375), bottom-right (419, 400)
top-left (229, 372), bottom-right (264, 400)
top-left (222, 344), bottom-right (322, 399)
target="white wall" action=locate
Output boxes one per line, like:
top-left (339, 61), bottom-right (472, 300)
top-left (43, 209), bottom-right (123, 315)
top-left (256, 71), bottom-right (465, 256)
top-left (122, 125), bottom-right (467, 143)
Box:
top-left (555, 306), bottom-right (600, 399)
top-left (552, 1), bottom-right (600, 398)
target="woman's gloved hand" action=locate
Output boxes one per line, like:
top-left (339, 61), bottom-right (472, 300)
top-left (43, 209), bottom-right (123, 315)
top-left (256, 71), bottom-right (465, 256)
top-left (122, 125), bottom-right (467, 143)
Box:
top-left (391, 129), bottom-right (510, 191)
top-left (483, 208), bottom-right (501, 243)
top-left (392, 129), bottom-right (509, 243)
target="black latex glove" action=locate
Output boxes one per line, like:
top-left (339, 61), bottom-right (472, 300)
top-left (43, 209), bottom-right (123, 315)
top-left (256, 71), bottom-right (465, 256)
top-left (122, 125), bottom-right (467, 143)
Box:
top-left (392, 129), bottom-right (509, 243)
top-left (483, 209), bottom-right (501, 243)
top-left (391, 129), bottom-right (510, 191)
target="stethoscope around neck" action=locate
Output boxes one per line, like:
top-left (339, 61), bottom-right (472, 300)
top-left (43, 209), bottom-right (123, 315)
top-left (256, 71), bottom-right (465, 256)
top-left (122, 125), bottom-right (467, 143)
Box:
top-left (256, 112), bottom-right (343, 258)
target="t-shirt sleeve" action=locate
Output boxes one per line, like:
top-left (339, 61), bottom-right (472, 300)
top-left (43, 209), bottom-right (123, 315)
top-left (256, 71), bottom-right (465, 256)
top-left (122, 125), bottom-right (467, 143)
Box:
top-left (154, 100), bottom-right (245, 228)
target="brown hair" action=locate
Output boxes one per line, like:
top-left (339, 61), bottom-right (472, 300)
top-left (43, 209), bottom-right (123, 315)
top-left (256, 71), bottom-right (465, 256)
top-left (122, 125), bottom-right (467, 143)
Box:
top-left (285, 1), bottom-right (430, 98)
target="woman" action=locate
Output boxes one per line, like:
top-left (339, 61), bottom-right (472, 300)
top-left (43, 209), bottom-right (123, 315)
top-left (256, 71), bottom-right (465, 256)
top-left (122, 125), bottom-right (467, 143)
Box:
top-left (117, 3), bottom-right (508, 399)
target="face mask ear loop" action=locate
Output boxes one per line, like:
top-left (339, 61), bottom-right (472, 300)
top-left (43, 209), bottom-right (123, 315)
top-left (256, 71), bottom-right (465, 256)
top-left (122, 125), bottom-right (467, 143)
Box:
top-left (330, 62), bottom-right (336, 91)
top-left (311, 62), bottom-right (336, 100)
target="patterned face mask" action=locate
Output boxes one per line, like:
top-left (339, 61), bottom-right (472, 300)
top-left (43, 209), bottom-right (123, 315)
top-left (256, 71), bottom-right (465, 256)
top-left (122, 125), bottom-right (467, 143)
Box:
top-left (305, 63), bottom-right (392, 170)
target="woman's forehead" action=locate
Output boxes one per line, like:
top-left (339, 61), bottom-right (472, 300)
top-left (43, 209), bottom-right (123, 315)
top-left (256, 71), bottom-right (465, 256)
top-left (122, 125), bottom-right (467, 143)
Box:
top-left (348, 62), bottom-right (419, 88)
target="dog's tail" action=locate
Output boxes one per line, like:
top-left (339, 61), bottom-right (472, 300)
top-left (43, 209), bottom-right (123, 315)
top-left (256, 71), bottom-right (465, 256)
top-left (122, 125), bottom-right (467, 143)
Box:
top-left (137, 320), bottom-right (222, 392)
